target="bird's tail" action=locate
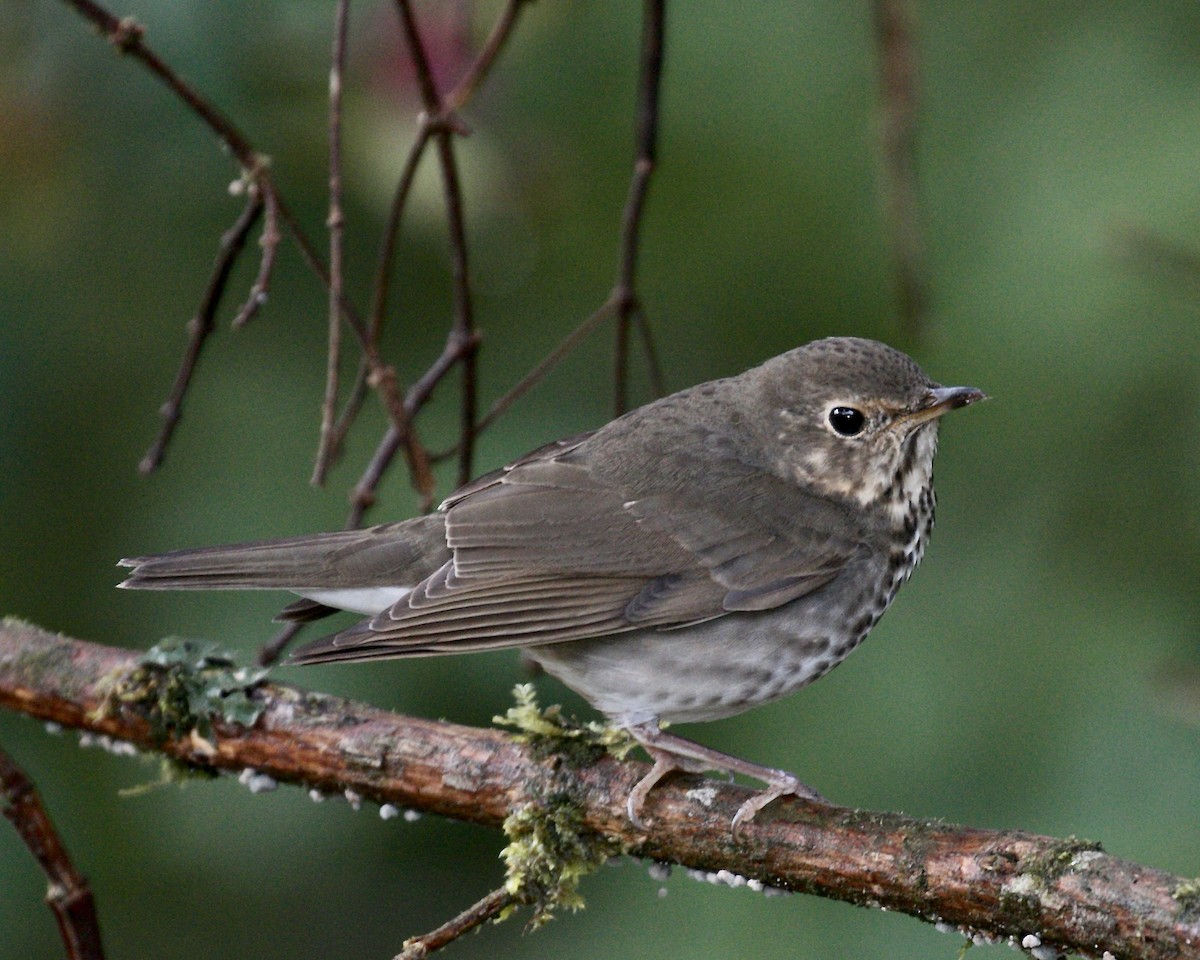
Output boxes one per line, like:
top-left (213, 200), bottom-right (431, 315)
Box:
top-left (117, 514), bottom-right (450, 592)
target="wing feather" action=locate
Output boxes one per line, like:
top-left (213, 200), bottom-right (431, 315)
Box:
top-left (292, 411), bottom-right (873, 665)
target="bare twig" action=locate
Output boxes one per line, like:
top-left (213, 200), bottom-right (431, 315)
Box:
top-left (395, 887), bottom-right (515, 960)
top-left (392, 0), bottom-right (480, 488)
top-left (347, 328), bottom-right (480, 525)
top-left (339, 0), bottom-right (533, 511)
top-left (872, 0), bottom-right (926, 334)
top-left (471, 299), bottom-right (619, 441)
top-left (313, 0), bottom-right (352, 486)
top-left (612, 0), bottom-right (667, 415)
top-left (230, 186), bottom-right (280, 329)
top-left (430, 0), bottom-right (669, 462)
top-left (1, 620), bottom-right (1198, 960)
top-left (1, 743), bottom-right (105, 960)
top-left (443, 0), bottom-right (530, 114)
top-left (61, 0), bottom-right (431, 482)
top-left (138, 195), bottom-right (262, 474)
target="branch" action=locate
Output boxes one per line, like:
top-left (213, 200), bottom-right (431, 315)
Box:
top-left (1, 743), bottom-right (106, 960)
top-left (313, 0), bottom-right (352, 486)
top-left (1, 620), bottom-right (1197, 960)
top-left (609, 0), bottom-right (667, 415)
top-left (392, 0), bottom-right (480, 488)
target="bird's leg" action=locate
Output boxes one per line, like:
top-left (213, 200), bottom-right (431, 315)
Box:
top-left (625, 721), bottom-right (827, 837)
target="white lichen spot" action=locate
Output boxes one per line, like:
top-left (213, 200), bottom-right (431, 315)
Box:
top-left (308, 789), bottom-right (325, 803)
top-left (1022, 934), bottom-right (1042, 949)
top-left (1030, 946), bottom-right (1058, 960)
top-left (1003, 873), bottom-right (1040, 897)
top-left (238, 768), bottom-right (277, 794)
top-left (78, 732), bottom-right (138, 757)
top-left (685, 786), bottom-right (718, 807)
top-left (647, 862), bottom-right (671, 882)
top-left (934, 922), bottom-right (956, 935)
top-left (656, 887), bottom-right (668, 899)
top-left (44, 721), bottom-right (63, 735)
top-left (344, 788), bottom-right (362, 810)
top-left (1102, 953), bottom-right (1116, 960)
top-left (379, 804), bottom-right (400, 820)
top-left (403, 809), bottom-right (422, 823)
top-left (1070, 849), bottom-right (1105, 870)
top-left (685, 867), bottom-right (780, 896)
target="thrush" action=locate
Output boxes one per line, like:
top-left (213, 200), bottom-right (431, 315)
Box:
top-left (119, 336), bottom-right (984, 833)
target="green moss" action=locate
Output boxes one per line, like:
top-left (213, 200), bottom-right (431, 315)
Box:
top-left (1172, 879), bottom-right (1200, 921)
top-left (1023, 836), bottom-right (1104, 886)
top-left (500, 793), bottom-right (626, 929)
top-left (493, 684), bottom-right (637, 768)
top-left (491, 685), bottom-right (634, 928)
top-left (103, 637), bottom-right (268, 742)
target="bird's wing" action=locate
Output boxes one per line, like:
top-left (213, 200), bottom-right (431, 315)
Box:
top-left (291, 430), bottom-right (868, 664)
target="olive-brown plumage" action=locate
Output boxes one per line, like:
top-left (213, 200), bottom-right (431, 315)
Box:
top-left (119, 337), bottom-right (984, 831)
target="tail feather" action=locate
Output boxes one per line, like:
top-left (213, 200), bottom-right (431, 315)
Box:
top-left (118, 515), bottom-right (450, 592)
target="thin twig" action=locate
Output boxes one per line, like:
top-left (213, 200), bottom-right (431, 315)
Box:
top-left (395, 887), bottom-right (516, 960)
top-left (392, 0), bottom-right (480, 488)
top-left (341, 0), bottom-right (532, 508)
top-left (443, 0), bottom-right (530, 114)
top-left (347, 327), bottom-right (481, 524)
top-left (1, 743), bottom-right (106, 960)
top-left (472, 299), bottom-right (619, 440)
top-left (612, 0), bottom-right (666, 415)
top-left (230, 186), bottom-right (279, 329)
top-left (63, 0), bottom-right (287, 323)
top-left (428, 0), bottom-right (668, 463)
top-left (313, 0), bottom-right (352, 486)
top-left (2, 621), bottom-right (1198, 960)
top-left (872, 0), bottom-right (926, 334)
top-left (257, 622), bottom-right (306, 668)
top-left (139, 195), bottom-right (262, 474)
top-left (61, 0), bottom-right (435, 480)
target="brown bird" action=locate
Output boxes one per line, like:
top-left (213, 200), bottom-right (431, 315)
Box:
top-left (119, 337), bottom-right (984, 832)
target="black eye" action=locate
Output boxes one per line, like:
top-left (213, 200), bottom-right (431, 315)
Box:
top-left (828, 406), bottom-right (866, 437)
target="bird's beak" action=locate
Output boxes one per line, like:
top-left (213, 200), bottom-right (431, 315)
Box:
top-left (903, 385), bottom-right (988, 426)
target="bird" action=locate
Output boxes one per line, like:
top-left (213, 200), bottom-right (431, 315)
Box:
top-left (119, 336), bottom-right (985, 833)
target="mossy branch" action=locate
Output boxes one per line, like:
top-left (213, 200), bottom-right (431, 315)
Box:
top-left (1, 618), bottom-right (1198, 960)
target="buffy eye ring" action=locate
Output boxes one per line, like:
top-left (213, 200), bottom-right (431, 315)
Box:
top-left (828, 406), bottom-right (866, 437)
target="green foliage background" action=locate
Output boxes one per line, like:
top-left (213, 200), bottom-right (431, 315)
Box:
top-left (2, 2), bottom-right (1199, 957)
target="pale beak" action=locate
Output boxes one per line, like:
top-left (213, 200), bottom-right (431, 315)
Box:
top-left (903, 385), bottom-right (988, 426)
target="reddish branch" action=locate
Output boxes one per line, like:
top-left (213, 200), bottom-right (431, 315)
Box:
top-left (1, 743), bottom-right (106, 960)
top-left (1, 620), bottom-right (1197, 960)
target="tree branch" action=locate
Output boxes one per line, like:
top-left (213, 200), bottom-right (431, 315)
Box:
top-left (1, 742), bottom-right (106, 960)
top-left (1, 620), bottom-right (1197, 960)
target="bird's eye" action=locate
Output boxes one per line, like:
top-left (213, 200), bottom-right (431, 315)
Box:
top-left (828, 406), bottom-right (866, 437)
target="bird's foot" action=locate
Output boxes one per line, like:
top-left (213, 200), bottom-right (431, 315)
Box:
top-left (624, 722), bottom-right (827, 838)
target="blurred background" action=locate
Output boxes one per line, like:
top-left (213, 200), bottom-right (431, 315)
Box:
top-left (2, 1), bottom-right (1199, 957)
